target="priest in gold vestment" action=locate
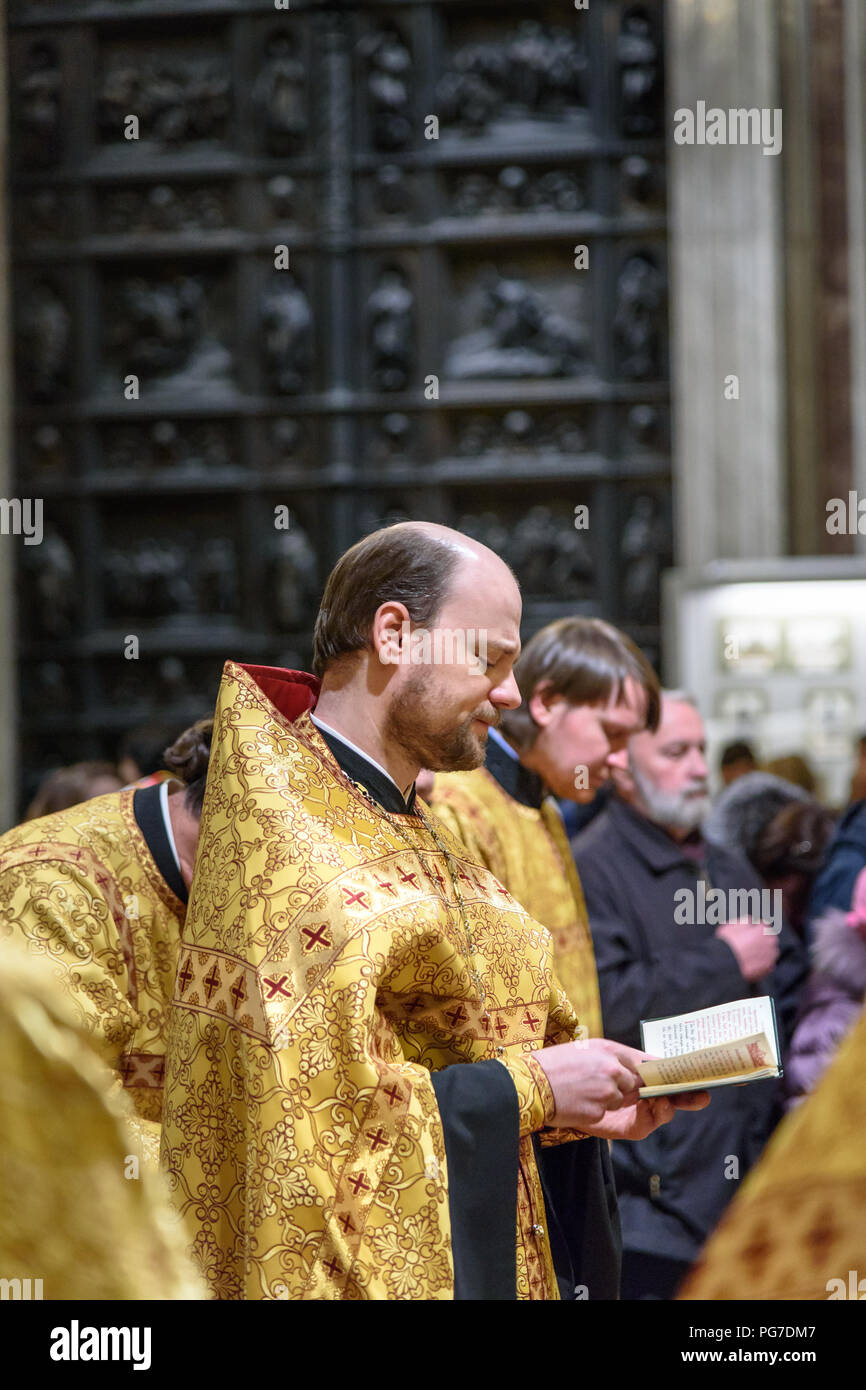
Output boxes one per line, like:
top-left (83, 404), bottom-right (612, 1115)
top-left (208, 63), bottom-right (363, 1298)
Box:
top-left (161, 523), bottom-right (708, 1300)
top-left (430, 617), bottom-right (661, 1296)
top-left (679, 1003), bottom-right (866, 1300)
top-left (0, 720), bottom-right (209, 1149)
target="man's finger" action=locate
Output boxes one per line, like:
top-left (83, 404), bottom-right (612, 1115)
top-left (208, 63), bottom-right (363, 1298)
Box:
top-left (645, 1096), bottom-right (674, 1127)
top-left (614, 1063), bottom-right (644, 1095)
top-left (671, 1089), bottom-right (711, 1110)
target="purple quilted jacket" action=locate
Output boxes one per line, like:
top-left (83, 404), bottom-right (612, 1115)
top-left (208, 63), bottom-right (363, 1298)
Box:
top-left (783, 907), bottom-right (866, 1109)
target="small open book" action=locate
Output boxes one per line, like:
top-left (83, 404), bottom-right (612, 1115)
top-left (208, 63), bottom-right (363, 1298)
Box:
top-left (637, 996), bottom-right (782, 1097)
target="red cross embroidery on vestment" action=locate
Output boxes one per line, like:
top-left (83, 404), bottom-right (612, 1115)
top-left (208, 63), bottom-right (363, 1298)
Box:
top-left (342, 887), bottom-right (369, 909)
top-left (203, 964), bottom-right (221, 1001)
top-left (264, 974), bottom-right (292, 1001)
top-left (301, 923), bottom-right (331, 951)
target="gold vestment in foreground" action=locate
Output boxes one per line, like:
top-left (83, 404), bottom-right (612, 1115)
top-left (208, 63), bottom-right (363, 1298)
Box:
top-left (680, 1004), bottom-right (866, 1299)
top-left (161, 661), bottom-right (584, 1300)
top-left (0, 941), bottom-right (201, 1299)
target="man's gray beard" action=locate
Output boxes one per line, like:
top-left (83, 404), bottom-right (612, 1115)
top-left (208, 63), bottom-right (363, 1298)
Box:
top-left (629, 761), bottom-right (712, 834)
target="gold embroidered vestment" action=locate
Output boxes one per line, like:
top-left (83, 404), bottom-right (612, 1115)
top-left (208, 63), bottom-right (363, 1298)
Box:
top-left (430, 766), bottom-right (603, 1038)
top-left (0, 789), bottom-right (186, 1134)
top-left (679, 1003), bottom-right (866, 1300)
top-left (0, 940), bottom-right (202, 1299)
top-left (160, 661), bottom-right (584, 1300)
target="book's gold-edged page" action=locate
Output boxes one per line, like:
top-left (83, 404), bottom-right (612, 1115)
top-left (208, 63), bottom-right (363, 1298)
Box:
top-left (637, 1032), bottom-right (777, 1090)
top-left (638, 1067), bottom-right (779, 1098)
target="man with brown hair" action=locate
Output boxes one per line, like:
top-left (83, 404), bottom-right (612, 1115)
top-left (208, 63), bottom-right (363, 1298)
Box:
top-left (429, 616), bottom-right (660, 1297)
top-left (161, 522), bottom-right (708, 1301)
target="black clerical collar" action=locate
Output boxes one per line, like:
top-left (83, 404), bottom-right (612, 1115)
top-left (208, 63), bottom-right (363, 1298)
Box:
top-left (483, 727), bottom-right (546, 809)
top-left (132, 782), bottom-right (189, 904)
top-left (311, 717), bottom-right (418, 816)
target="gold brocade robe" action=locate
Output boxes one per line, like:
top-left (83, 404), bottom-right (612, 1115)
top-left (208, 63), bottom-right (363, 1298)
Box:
top-left (0, 940), bottom-right (202, 1300)
top-left (160, 661), bottom-right (584, 1301)
top-left (430, 766), bottom-right (603, 1038)
top-left (679, 1003), bottom-right (866, 1300)
top-left (0, 788), bottom-right (186, 1136)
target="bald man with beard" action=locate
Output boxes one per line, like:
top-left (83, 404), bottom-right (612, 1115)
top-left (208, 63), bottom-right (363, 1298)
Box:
top-left (160, 522), bottom-right (709, 1301)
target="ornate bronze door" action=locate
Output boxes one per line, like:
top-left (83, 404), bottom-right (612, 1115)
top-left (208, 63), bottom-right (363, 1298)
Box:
top-left (10, 0), bottom-right (669, 804)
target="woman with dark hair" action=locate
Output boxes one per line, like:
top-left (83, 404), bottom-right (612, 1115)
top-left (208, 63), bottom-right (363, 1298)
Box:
top-left (704, 771), bottom-right (836, 939)
top-left (750, 799), bottom-right (837, 940)
top-left (25, 761), bottom-right (123, 820)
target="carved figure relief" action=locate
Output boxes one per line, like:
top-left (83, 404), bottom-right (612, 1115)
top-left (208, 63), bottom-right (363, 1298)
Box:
top-left (445, 270), bottom-right (589, 379)
top-left (367, 266), bottom-right (414, 391)
top-left (260, 274), bottom-right (313, 395)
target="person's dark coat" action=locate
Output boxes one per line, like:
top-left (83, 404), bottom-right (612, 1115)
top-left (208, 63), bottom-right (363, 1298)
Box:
top-left (571, 795), bottom-right (808, 1265)
top-left (807, 799), bottom-right (866, 923)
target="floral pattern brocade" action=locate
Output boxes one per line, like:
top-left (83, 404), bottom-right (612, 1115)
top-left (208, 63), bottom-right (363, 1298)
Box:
top-left (430, 769), bottom-right (603, 1039)
top-left (0, 789), bottom-right (186, 1127)
top-left (160, 662), bottom-right (584, 1300)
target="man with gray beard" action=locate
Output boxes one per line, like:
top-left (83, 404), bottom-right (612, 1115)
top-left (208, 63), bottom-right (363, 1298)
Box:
top-left (571, 691), bottom-right (808, 1299)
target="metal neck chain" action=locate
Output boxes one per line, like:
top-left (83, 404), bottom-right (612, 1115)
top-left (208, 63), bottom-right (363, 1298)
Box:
top-left (347, 776), bottom-right (489, 1015)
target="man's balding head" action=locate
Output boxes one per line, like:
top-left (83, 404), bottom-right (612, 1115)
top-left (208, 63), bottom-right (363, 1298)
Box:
top-left (312, 521), bottom-right (518, 678)
top-left (311, 521), bottom-right (523, 779)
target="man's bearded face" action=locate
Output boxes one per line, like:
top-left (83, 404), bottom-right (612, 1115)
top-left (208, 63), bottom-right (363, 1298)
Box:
top-left (619, 697), bottom-right (711, 833)
top-left (384, 666), bottom-right (501, 772)
top-left (627, 757), bottom-right (711, 833)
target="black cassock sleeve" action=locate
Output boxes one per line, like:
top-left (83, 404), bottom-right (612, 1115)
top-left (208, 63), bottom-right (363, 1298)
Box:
top-left (533, 1134), bottom-right (622, 1300)
top-left (431, 1060), bottom-right (519, 1300)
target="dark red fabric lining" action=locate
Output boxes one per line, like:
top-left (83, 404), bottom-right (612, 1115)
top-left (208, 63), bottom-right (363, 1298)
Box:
top-left (238, 664), bottom-right (320, 721)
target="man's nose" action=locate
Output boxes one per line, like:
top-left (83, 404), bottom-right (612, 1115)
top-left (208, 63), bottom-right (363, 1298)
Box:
top-left (606, 745), bottom-right (629, 770)
top-left (688, 749), bottom-right (709, 780)
top-left (491, 671), bottom-right (522, 711)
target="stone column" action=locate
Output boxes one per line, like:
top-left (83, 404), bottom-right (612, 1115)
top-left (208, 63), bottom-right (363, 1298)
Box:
top-left (666, 0), bottom-right (787, 565)
top-left (0, 3), bottom-right (17, 831)
top-left (845, 0), bottom-right (866, 553)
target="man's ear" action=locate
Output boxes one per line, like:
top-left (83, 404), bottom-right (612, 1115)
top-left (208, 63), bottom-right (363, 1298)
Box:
top-left (371, 602), bottom-right (411, 666)
top-left (527, 681), bottom-right (564, 730)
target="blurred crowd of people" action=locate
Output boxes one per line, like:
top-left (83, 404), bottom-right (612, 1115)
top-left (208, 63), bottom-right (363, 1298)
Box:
top-left (3, 533), bottom-right (866, 1301)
